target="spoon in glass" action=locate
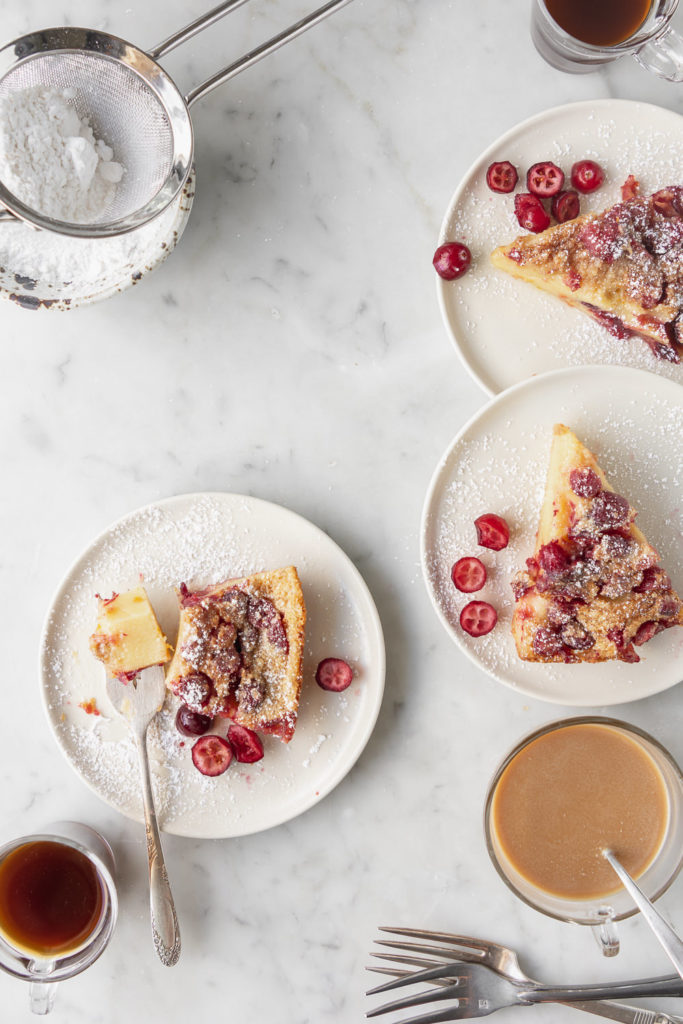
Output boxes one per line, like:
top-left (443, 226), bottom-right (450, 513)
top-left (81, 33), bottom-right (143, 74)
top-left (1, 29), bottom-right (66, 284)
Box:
top-left (603, 850), bottom-right (683, 980)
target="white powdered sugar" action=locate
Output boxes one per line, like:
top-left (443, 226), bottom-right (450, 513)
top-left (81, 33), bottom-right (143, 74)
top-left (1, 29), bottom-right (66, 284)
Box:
top-left (0, 85), bottom-right (124, 223)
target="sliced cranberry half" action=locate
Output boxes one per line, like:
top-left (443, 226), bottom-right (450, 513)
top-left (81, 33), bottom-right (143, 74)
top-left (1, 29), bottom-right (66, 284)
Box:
top-left (432, 242), bottom-right (472, 280)
top-left (486, 160), bottom-right (518, 194)
top-left (514, 193), bottom-right (551, 233)
top-left (551, 190), bottom-right (580, 224)
top-left (570, 160), bottom-right (605, 194)
top-left (527, 162), bottom-right (565, 198)
top-left (460, 601), bottom-right (497, 637)
top-left (175, 706), bottom-right (212, 737)
top-left (474, 513), bottom-right (510, 551)
top-left (191, 735), bottom-right (233, 777)
top-left (451, 556), bottom-right (487, 593)
top-left (228, 724), bottom-right (264, 764)
top-left (316, 657), bottom-right (354, 692)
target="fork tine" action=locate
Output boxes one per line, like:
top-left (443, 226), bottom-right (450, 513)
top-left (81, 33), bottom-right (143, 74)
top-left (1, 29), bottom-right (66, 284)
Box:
top-left (366, 982), bottom-right (461, 1017)
top-left (370, 952), bottom-right (446, 969)
top-left (375, 940), bottom-right (484, 964)
top-left (367, 1002), bottom-right (470, 1024)
top-left (366, 962), bottom-right (463, 996)
top-left (380, 928), bottom-right (489, 957)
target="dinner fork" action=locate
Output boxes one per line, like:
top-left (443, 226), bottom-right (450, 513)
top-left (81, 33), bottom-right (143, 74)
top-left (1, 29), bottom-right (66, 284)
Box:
top-left (369, 927), bottom-right (683, 1024)
top-left (366, 962), bottom-right (683, 1023)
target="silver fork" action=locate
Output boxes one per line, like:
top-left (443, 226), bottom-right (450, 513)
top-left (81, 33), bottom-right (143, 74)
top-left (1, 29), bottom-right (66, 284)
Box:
top-left (367, 931), bottom-right (683, 1024)
top-left (105, 666), bottom-right (181, 966)
top-left (369, 928), bottom-right (683, 1024)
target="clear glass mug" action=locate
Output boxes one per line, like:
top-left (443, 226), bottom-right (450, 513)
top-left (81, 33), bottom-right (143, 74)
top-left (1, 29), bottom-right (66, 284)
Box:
top-left (484, 717), bottom-right (683, 957)
top-left (531, 0), bottom-right (683, 80)
top-left (0, 822), bottom-right (118, 1014)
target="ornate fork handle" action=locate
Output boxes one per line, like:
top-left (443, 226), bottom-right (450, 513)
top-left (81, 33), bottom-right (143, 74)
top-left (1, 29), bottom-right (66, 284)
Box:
top-left (523, 976), bottom-right (683, 1003)
top-left (134, 725), bottom-right (181, 966)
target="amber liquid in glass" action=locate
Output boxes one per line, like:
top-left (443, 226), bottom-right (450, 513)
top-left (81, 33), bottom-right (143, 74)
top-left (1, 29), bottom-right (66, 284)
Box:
top-left (544, 0), bottom-right (652, 46)
top-left (0, 841), bottom-right (103, 958)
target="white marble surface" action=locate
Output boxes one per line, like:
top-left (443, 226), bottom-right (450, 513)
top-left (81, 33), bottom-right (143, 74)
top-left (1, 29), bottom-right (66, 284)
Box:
top-left (0, 0), bottom-right (682, 1021)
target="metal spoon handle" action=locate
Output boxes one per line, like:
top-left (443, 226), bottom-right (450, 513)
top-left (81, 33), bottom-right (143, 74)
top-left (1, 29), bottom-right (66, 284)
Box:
top-left (605, 851), bottom-right (683, 980)
top-left (134, 727), bottom-right (181, 966)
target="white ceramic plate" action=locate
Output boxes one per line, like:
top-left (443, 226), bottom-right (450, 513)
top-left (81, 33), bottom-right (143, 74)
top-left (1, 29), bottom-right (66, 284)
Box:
top-left (436, 99), bottom-right (683, 395)
top-left (421, 365), bottom-right (683, 706)
top-left (40, 493), bottom-right (385, 838)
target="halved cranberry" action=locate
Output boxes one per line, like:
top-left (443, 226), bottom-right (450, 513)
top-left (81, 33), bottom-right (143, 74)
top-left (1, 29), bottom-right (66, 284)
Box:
top-left (514, 193), bottom-right (550, 233)
top-left (569, 467), bottom-right (601, 498)
top-left (570, 160), bottom-right (605, 194)
top-left (532, 627), bottom-right (564, 657)
top-left (432, 242), bottom-right (472, 280)
top-left (175, 706), bottom-right (212, 737)
top-left (451, 556), bottom-right (487, 593)
top-left (591, 491), bottom-right (630, 530)
top-left (316, 658), bottom-right (354, 692)
top-left (538, 541), bottom-right (570, 573)
top-left (191, 735), bottom-right (233, 776)
top-left (527, 162), bottom-right (565, 198)
top-left (460, 601), bottom-right (497, 637)
top-left (474, 513), bottom-right (510, 551)
top-left (228, 724), bottom-right (264, 763)
top-left (486, 160), bottom-right (518, 194)
top-left (551, 190), bottom-right (580, 223)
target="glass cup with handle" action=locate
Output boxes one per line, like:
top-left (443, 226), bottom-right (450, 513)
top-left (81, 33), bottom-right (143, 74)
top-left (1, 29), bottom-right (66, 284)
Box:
top-left (484, 717), bottom-right (683, 957)
top-left (0, 821), bottom-right (118, 1014)
top-left (531, 0), bottom-right (683, 80)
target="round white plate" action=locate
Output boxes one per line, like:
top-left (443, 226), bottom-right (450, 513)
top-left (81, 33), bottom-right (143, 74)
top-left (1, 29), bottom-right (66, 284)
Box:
top-left (436, 99), bottom-right (683, 395)
top-left (41, 493), bottom-right (385, 838)
top-left (421, 365), bottom-right (683, 706)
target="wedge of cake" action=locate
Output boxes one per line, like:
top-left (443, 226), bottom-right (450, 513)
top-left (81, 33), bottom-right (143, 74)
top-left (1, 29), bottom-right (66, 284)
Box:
top-left (491, 185), bottom-right (683, 362)
top-left (89, 586), bottom-right (172, 676)
top-left (165, 566), bottom-right (306, 742)
top-left (511, 425), bottom-right (683, 663)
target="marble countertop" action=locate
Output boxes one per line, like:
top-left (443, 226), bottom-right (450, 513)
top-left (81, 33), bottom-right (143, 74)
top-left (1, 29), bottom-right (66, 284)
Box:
top-left (1, 0), bottom-right (682, 1020)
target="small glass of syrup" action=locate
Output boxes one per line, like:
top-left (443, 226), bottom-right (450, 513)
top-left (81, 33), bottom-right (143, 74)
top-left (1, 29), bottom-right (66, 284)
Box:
top-left (531, 0), bottom-right (683, 80)
top-left (0, 822), bottom-right (117, 1014)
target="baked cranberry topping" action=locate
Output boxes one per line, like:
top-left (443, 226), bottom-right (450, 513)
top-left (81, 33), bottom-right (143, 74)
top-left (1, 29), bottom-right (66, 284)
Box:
top-left (560, 620), bottom-right (595, 650)
top-left (659, 598), bottom-right (680, 618)
top-left (474, 513), bottom-right (510, 551)
top-left (248, 597), bottom-right (289, 651)
top-left (460, 601), bottom-right (497, 637)
top-left (451, 556), bottom-right (487, 593)
top-left (569, 467), bottom-right (601, 498)
top-left (532, 627), bottom-right (564, 657)
top-left (177, 673), bottom-right (213, 711)
top-left (514, 193), bottom-right (550, 233)
top-left (191, 735), bottom-right (233, 777)
top-left (227, 724), bottom-right (264, 763)
top-left (570, 160), bottom-right (605, 194)
top-left (633, 620), bottom-right (662, 646)
top-left (564, 268), bottom-right (582, 291)
top-left (652, 187), bottom-right (683, 218)
top-left (486, 161), bottom-right (518, 194)
top-left (538, 541), bottom-right (570, 573)
top-left (527, 162), bottom-right (564, 198)
top-left (316, 658), bottom-right (354, 692)
top-left (569, 532), bottom-right (597, 558)
top-left (598, 532), bottom-right (633, 559)
top-left (634, 566), bottom-right (671, 592)
top-left (591, 491), bottom-right (630, 530)
top-left (433, 242), bottom-right (472, 280)
top-left (621, 174), bottom-right (640, 201)
top-left (551, 190), bottom-right (580, 223)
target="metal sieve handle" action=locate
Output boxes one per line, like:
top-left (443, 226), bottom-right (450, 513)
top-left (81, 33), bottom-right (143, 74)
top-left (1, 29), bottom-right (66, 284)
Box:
top-left (148, 0), bottom-right (356, 108)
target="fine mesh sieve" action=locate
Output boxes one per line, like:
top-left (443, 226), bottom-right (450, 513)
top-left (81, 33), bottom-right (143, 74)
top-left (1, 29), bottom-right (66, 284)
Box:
top-left (0, 0), bottom-right (354, 239)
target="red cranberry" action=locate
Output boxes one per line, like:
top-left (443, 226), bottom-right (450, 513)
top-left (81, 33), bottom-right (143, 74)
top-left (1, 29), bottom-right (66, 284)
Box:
top-left (538, 541), bottom-right (570, 573)
top-left (570, 160), bottom-right (605, 194)
top-left (532, 627), bottom-right (564, 657)
top-left (570, 533), bottom-right (597, 558)
top-left (176, 673), bottom-right (213, 711)
top-left (514, 193), bottom-right (551, 233)
top-left (433, 242), bottom-right (472, 280)
top-left (227, 724), bottom-right (264, 763)
top-left (315, 658), bottom-right (354, 692)
top-left (486, 161), bottom-right (518, 194)
top-left (459, 601), bottom-right (497, 637)
top-left (191, 735), bottom-right (233, 776)
top-left (633, 566), bottom-right (671, 593)
top-left (599, 533), bottom-right (632, 559)
top-left (474, 513), bottom-right (510, 551)
top-left (633, 621), bottom-right (662, 646)
top-left (660, 598), bottom-right (680, 618)
top-left (551, 190), bottom-right (580, 223)
top-left (621, 174), bottom-right (640, 201)
top-left (591, 491), bottom-right (630, 530)
top-left (560, 620), bottom-right (595, 650)
top-left (175, 706), bottom-right (212, 737)
top-left (564, 269), bottom-right (582, 291)
top-left (652, 187), bottom-right (683, 219)
top-left (451, 556), bottom-right (487, 593)
top-left (527, 162), bottom-right (565, 198)
top-left (569, 467), bottom-right (601, 498)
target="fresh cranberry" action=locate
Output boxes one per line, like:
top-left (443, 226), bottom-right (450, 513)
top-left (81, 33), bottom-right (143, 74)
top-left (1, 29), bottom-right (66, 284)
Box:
top-left (175, 706), bottom-right (212, 737)
top-left (532, 627), bottom-right (564, 657)
top-left (634, 566), bottom-right (671, 593)
top-left (432, 242), bottom-right (472, 280)
top-left (569, 467), bottom-right (601, 498)
top-left (570, 160), bottom-right (605, 194)
top-left (527, 162), bottom-right (565, 198)
top-left (474, 513), bottom-right (510, 551)
top-left (315, 658), bottom-right (354, 692)
top-left (459, 601), bottom-right (497, 637)
top-left (514, 193), bottom-right (551, 233)
top-left (551, 190), bottom-right (580, 223)
top-left (191, 735), bottom-right (233, 776)
top-left (538, 541), bottom-right (570, 573)
top-left (451, 556), bottom-right (487, 593)
top-left (486, 161), bottom-right (518, 194)
top-left (227, 724), bottom-right (264, 763)
top-left (633, 621), bottom-right (662, 646)
top-left (591, 491), bottom-right (630, 530)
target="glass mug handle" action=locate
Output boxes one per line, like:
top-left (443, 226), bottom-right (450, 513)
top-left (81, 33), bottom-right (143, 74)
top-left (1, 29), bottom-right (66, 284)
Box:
top-left (635, 25), bottom-right (683, 81)
top-left (28, 960), bottom-right (58, 1015)
top-left (592, 907), bottom-right (620, 958)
